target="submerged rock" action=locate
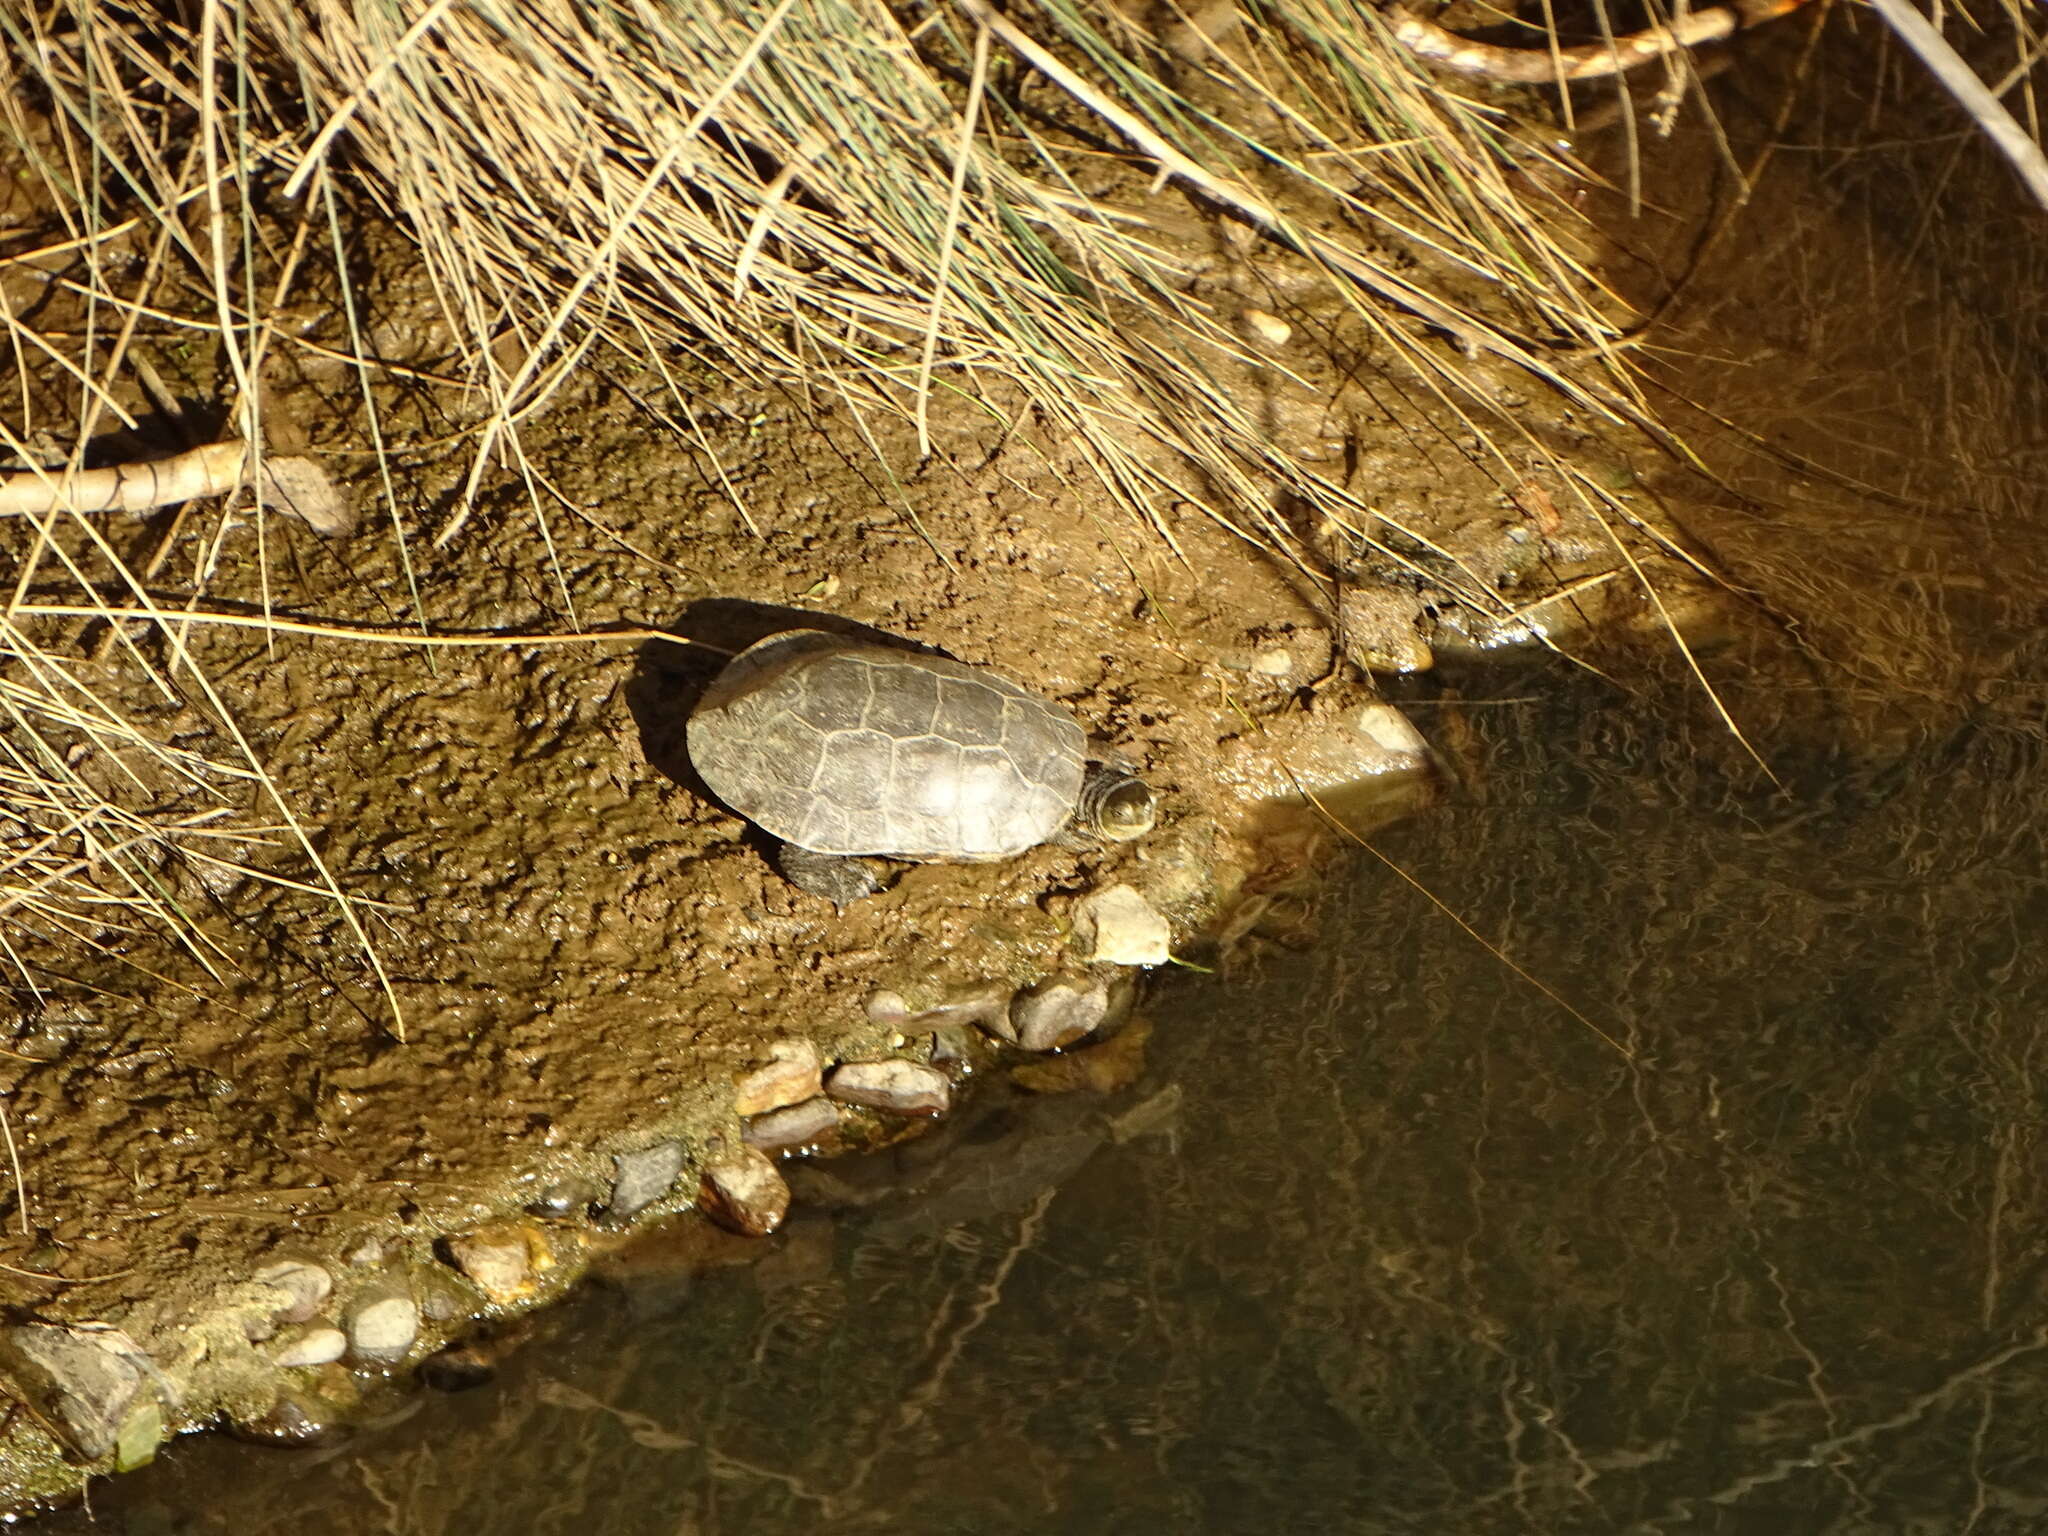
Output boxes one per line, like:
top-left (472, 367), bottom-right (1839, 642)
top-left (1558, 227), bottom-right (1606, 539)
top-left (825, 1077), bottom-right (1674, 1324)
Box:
top-left (1005, 974), bottom-right (1110, 1052)
top-left (0, 1324), bottom-right (165, 1463)
top-left (698, 1146), bottom-right (791, 1237)
top-left (826, 1060), bottom-right (951, 1116)
top-left (742, 1096), bottom-right (842, 1152)
top-left (606, 1140), bottom-right (688, 1225)
top-left (419, 1343), bottom-right (497, 1394)
top-left (228, 1387), bottom-right (351, 1449)
top-left (1071, 884), bottom-right (1171, 966)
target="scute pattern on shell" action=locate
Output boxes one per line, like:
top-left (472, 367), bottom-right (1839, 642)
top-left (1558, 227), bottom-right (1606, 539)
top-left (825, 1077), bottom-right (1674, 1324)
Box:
top-left (688, 632), bottom-right (1087, 860)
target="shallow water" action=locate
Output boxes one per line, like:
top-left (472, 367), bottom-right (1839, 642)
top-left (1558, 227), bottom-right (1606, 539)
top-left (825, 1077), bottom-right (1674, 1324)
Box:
top-left (59, 661), bottom-right (2048, 1535)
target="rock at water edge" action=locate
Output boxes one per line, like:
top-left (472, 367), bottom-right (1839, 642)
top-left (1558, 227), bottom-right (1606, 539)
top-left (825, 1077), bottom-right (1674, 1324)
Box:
top-left (607, 1140), bottom-right (688, 1225)
top-left (1008, 975), bottom-right (1111, 1052)
top-left (1071, 884), bottom-right (1171, 966)
top-left (699, 1147), bottom-right (792, 1237)
top-left (825, 1060), bottom-right (951, 1116)
top-left (743, 1096), bottom-right (842, 1152)
top-left (345, 1293), bottom-right (420, 1366)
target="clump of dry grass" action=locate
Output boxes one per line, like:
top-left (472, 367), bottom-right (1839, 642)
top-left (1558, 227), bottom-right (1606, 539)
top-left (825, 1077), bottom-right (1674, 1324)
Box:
top-left (4, 0), bottom-right (2043, 1015)
top-left (0, 0), bottom-right (1650, 1009)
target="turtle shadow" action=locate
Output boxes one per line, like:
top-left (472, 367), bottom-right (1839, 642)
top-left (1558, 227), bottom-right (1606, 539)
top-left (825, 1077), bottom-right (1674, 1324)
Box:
top-left (625, 598), bottom-right (937, 804)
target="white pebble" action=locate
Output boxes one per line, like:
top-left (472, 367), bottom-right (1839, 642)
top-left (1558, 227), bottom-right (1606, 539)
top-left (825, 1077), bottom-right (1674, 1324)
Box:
top-left (345, 1295), bottom-right (419, 1365)
top-left (1072, 884), bottom-right (1172, 966)
top-left (1243, 307), bottom-right (1292, 345)
top-left (270, 1326), bottom-right (347, 1368)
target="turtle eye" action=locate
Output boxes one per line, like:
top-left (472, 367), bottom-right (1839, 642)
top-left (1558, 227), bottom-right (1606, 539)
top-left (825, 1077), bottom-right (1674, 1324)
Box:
top-left (1097, 781), bottom-right (1156, 840)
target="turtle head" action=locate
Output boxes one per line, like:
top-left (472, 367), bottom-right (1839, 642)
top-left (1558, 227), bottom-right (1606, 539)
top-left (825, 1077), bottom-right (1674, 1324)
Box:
top-left (1078, 764), bottom-right (1156, 842)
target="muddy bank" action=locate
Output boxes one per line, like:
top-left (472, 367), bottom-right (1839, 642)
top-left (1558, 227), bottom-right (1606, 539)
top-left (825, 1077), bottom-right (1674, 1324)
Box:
top-left (0, 224), bottom-right (1748, 1510)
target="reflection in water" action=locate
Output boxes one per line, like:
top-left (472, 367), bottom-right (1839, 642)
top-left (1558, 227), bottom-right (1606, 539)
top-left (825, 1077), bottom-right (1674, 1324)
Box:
top-left (66, 666), bottom-right (2048, 1534)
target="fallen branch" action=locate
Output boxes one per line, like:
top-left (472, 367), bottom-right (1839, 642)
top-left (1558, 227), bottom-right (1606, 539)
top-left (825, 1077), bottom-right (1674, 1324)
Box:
top-left (1386, 0), bottom-right (1811, 84)
top-left (1864, 0), bottom-right (2048, 212)
top-left (0, 441), bottom-right (355, 535)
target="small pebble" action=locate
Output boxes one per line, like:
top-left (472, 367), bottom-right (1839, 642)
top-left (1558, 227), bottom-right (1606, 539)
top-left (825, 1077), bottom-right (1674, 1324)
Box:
top-left (526, 1173), bottom-right (603, 1220)
top-left (443, 1222), bottom-right (544, 1304)
top-left (1250, 645), bottom-right (1294, 677)
top-left (345, 1294), bottom-right (420, 1366)
top-left (733, 1039), bottom-right (823, 1117)
top-left (1007, 975), bottom-right (1111, 1053)
top-left (742, 1096), bottom-right (842, 1152)
top-left (253, 1259), bottom-right (333, 1326)
top-left (270, 1325), bottom-right (348, 1368)
top-left (826, 1060), bottom-right (951, 1116)
top-left (1071, 884), bottom-right (1172, 966)
top-left (606, 1140), bottom-right (687, 1225)
top-left (698, 1147), bottom-right (791, 1237)
top-left (1243, 306), bottom-right (1292, 345)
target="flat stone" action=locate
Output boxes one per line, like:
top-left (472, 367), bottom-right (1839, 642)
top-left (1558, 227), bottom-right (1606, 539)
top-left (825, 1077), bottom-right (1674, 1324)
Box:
top-left (607, 1140), bottom-right (687, 1224)
top-left (1354, 702), bottom-right (1429, 758)
top-left (1071, 883), bottom-right (1171, 966)
top-left (0, 1325), bottom-right (157, 1462)
top-left (345, 1293), bottom-right (420, 1365)
top-left (698, 1146), bottom-right (791, 1237)
top-left (1250, 645), bottom-right (1294, 677)
top-left (733, 1039), bottom-right (823, 1117)
top-left (1007, 974), bottom-right (1111, 1053)
top-left (253, 1259), bottom-right (333, 1326)
top-left (742, 1096), bottom-right (843, 1152)
top-left (825, 1059), bottom-right (951, 1116)
top-left (270, 1325), bottom-right (347, 1368)
top-left (443, 1222), bottom-right (545, 1304)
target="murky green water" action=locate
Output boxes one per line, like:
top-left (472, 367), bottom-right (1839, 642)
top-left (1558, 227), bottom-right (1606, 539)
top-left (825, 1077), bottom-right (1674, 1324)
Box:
top-left (58, 661), bottom-right (2048, 1534)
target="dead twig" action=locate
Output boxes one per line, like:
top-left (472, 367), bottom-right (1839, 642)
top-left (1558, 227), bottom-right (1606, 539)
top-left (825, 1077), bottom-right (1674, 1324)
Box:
top-left (1386, 0), bottom-right (1811, 83)
top-left (1864, 0), bottom-right (2048, 212)
top-left (0, 442), bottom-right (353, 535)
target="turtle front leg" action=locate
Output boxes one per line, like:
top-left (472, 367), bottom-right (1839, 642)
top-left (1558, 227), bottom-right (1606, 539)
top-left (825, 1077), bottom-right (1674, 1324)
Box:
top-left (776, 843), bottom-right (883, 908)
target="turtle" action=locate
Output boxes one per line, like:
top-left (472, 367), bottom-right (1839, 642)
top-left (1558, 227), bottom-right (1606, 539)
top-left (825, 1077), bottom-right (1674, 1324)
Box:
top-left (685, 629), bottom-right (1156, 906)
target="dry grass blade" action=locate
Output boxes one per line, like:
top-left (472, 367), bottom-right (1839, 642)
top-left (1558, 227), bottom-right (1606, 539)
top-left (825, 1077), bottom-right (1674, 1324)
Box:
top-left (1866, 0), bottom-right (2048, 210)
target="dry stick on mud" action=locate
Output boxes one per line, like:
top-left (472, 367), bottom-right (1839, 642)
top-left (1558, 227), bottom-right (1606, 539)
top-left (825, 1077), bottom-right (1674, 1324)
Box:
top-left (0, 440), bottom-right (354, 535)
top-left (1385, 0), bottom-right (1812, 83)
